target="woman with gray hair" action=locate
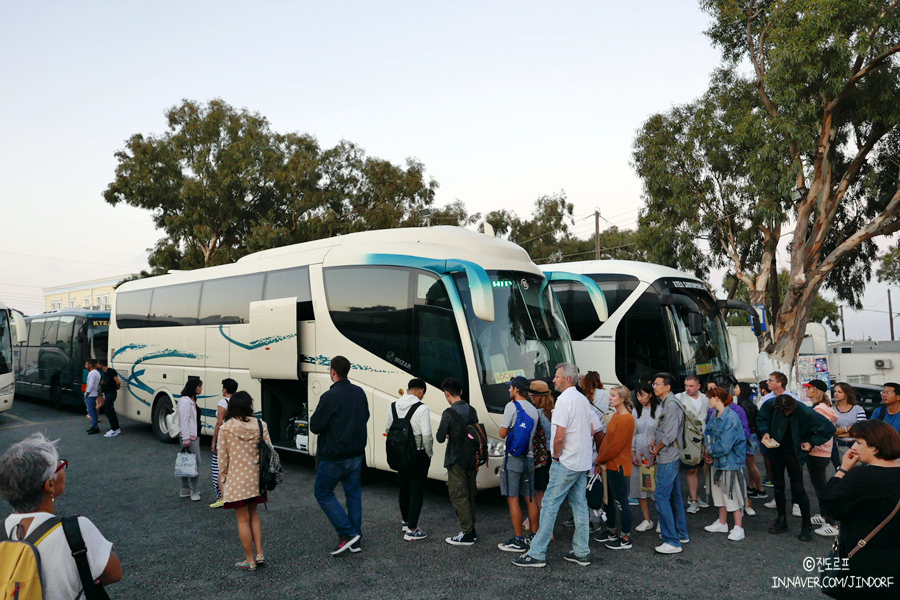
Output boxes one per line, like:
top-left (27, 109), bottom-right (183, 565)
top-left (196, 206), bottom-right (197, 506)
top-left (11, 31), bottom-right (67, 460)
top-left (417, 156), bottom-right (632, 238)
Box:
top-left (1, 433), bottom-right (122, 598)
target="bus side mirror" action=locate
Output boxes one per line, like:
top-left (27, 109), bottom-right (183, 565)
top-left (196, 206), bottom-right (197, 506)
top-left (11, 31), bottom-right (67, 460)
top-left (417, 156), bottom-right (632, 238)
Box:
top-left (689, 312), bottom-right (704, 337)
top-left (11, 310), bottom-right (26, 344)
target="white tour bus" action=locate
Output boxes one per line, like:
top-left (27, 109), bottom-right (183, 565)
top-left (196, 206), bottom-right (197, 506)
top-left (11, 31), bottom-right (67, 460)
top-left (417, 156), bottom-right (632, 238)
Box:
top-left (1, 300), bottom-right (27, 413)
top-left (109, 226), bottom-right (580, 486)
top-left (541, 260), bottom-right (759, 393)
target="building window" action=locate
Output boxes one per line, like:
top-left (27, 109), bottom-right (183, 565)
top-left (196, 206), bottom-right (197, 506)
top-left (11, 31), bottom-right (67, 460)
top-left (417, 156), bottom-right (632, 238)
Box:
top-left (50, 301), bottom-right (61, 311)
top-left (97, 295), bottom-right (110, 310)
top-left (83, 296), bottom-right (91, 308)
top-left (68, 299), bottom-right (76, 308)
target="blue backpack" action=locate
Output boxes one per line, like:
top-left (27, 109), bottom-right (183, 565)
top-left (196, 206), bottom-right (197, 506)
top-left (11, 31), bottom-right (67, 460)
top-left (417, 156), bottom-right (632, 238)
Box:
top-left (506, 401), bottom-right (535, 457)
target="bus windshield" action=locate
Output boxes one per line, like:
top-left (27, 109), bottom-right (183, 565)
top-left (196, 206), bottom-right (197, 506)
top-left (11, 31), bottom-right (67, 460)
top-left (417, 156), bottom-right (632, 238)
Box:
top-left (665, 285), bottom-right (731, 380)
top-left (86, 317), bottom-right (109, 361)
top-left (455, 271), bottom-right (574, 414)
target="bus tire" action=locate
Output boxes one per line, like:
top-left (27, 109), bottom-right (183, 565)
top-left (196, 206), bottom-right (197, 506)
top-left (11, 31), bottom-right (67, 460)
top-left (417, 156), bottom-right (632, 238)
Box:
top-left (49, 379), bottom-right (64, 410)
top-left (151, 395), bottom-right (176, 443)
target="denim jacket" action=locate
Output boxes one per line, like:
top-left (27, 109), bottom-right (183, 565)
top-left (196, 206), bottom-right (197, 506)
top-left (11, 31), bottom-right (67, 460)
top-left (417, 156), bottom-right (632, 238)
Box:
top-left (704, 407), bottom-right (746, 471)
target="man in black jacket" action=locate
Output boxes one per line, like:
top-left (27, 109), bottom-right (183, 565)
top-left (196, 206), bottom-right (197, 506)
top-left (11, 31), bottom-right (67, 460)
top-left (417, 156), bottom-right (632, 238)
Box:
top-left (310, 355), bottom-right (370, 555)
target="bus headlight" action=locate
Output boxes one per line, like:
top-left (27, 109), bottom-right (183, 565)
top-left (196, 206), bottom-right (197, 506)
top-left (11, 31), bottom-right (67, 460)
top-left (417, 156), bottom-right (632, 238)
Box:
top-left (0, 382), bottom-right (13, 395)
top-left (487, 437), bottom-right (506, 458)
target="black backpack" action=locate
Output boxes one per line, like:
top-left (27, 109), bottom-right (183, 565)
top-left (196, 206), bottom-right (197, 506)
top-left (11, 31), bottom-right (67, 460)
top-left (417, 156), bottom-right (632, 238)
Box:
top-left (386, 402), bottom-right (424, 471)
top-left (257, 419), bottom-right (284, 492)
top-left (449, 407), bottom-right (488, 470)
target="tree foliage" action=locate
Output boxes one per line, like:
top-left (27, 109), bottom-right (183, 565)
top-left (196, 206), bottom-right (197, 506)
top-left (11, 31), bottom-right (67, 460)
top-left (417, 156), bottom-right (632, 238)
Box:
top-left (876, 245), bottom-right (900, 286)
top-left (633, 0), bottom-right (900, 365)
top-left (104, 99), bottom-right (439, 272)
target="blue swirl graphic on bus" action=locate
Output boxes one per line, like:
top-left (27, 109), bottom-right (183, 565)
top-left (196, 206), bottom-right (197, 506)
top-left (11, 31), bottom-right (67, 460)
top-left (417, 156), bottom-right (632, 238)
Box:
top-left (113, 343), bottom-right (149, 360)
top-left (126, 349), bottom-right (209, 407)
top-left (300, 354), bottom-right (395, 374)
top-left (218, 325), bottom-right (296, 350)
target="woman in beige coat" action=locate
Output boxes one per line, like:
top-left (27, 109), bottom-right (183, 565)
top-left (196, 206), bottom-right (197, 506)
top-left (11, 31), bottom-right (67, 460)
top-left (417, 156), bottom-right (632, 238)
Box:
top-left (217, 391), bottom-right (272, 570)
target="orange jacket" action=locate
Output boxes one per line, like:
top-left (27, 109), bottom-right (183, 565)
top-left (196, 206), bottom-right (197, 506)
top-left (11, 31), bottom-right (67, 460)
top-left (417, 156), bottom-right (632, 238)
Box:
top-left (596, 413), bottom-right (636, 476)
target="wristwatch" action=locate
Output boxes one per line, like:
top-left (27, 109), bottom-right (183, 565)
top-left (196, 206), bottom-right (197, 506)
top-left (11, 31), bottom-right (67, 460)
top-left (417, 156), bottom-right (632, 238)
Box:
top-left (836, 467), bottom-right (848, 474)
top-left (552, 456), bottom-right (560, 462)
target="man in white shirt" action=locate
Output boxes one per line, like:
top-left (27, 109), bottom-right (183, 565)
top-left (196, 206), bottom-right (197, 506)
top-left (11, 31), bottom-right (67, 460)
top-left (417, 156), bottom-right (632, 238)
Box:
top-left (83, 359), bottom-right (101, 435)
top-left (678, 375), bottom-right (709, 513)
top-left (513, 363), bottom-right (600, 568)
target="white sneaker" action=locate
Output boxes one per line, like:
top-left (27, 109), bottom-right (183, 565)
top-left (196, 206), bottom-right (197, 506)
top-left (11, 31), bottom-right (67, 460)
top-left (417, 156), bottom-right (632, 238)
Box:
top-left (104, 430), bottom-right (116, 438)
top-left (811, 514), bottom-right (825, 525)
top-left (745, 505), bottom-right (756, 516)
top-left (190, 492), bottom-right (201, 502)
top-left (635, 520), bottom-right (654, 532)
top-left (686, 501), bottom-right (700, 514)
top-left (727, 526), bottom-right (745, 541)
top-left (814, 524), bottom-right (839, 537)
top-left (792, 504), bottom-right (802, 517)
top-left (764, 499), bottom-right (777, 509)
top-left (704, 519), bottom-right (729, 534)
top-left (655, 542), bottom-right (683, 554)
top-left (656, 522), bottom-right (661, 533)
top-left (179, 488), bottom-right (191, 498)
top-left (696, 498), bottom-right (710, 508)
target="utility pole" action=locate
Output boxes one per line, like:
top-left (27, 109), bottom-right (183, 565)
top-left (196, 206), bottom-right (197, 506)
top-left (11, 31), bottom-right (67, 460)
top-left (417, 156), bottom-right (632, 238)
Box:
top-left (840, 305), bottom-right (845, 341)
top-left (595, 210), bottom-right (600, 260)
top-left (890, 289), bottom-right (895, 341)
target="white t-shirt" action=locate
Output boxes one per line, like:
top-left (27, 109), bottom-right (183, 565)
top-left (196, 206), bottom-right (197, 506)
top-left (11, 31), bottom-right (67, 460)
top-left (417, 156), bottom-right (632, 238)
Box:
top-left (551, 386), bottom-right (598, 472)
top-left (3, 512), bottom-right (113, 600)
top-left (678, 392), bottom-right (709, 426)
top-left (85, 369), bottom-right (101, 397)
top-left (217, 397), bottom-right (230, 411)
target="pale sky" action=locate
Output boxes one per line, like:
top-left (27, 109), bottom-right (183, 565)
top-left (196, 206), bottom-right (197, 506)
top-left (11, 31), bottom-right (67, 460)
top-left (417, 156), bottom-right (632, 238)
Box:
top-left (0, 1), bottom-right (894, 340)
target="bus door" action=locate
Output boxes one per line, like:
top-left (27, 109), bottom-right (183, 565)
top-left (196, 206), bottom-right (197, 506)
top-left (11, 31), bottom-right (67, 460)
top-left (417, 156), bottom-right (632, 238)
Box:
top-left (249, 298), bottom-right (303, 448)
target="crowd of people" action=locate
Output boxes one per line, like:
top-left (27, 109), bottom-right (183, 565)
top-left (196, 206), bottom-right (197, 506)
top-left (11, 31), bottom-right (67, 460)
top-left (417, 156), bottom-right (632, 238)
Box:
top-left (2, 359), bottom-right (900, 599)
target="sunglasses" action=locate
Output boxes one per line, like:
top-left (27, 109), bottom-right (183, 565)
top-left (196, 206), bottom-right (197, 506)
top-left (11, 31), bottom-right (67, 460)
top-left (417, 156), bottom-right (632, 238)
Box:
top-left (55, 459), bottom-right (68, 474)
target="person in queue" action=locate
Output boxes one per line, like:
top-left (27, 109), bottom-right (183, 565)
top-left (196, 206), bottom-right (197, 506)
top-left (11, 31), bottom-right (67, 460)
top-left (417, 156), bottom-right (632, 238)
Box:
top-left (217, 391), bottom-right (270, 570)
top-left (630, 382), bottom-right (658, 532)
top-left (820, 420), bottom-right (900, 599)
top-left (871, 382), bottom-right (900, 436)
top-left (679, 375), bottom-right (709, 514)
top-left (178, 377), bottom-right (203, 502)
top-left (733, 382), bottom-right (765, 499)
top-left (651, 372), bottom-right (690, 554)
top-left (702, 387), bottom-right (747, 541)
top-left (594, 385), bottom-right (636, 550)
top-left (0, 433), bottom-right (122, 598)
top-left (210, 378), bottom-right (238, 509)
top-left (526, 379), bottom-right (554, 528)
top-left (832, 383), bottom-right (865, 460)
top-left (757, 393), bottom-right (835, 541)
top-left (802, 379), bottom-right (839, 537)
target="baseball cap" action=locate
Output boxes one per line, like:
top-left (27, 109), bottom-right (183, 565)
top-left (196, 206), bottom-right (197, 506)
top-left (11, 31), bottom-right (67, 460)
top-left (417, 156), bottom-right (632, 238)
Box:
top-left (510, 376), bottom-right (530, 393)
top-left (802, 379), bottom-right (827, 392)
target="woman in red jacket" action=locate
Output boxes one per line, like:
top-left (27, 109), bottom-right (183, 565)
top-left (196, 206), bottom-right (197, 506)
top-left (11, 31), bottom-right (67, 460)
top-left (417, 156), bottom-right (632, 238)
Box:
top-left (593, 385), bottom-right (636, 550)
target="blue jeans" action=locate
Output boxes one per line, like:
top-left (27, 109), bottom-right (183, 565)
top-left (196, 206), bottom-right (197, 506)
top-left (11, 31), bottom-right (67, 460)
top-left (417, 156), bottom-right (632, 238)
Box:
top-left (654, 460), bottom-right (689, 546)
top-left (314, 456), bottom-right (363, 540)
top-left (85, 396), bottom-right (99, 428)
top-left (525, 462), bottom-right (590, 560)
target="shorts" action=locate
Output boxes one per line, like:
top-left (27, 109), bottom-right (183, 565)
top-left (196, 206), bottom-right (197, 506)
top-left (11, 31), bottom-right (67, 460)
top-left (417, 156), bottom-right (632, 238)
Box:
top-left (746, 433), bottom-right (760, 456)
top-left (224, 493), bottom-right (268, 509)
top-left (500, 456), bottom-right (535, 499)
top-left (534, 464), bottom-right (550, 491)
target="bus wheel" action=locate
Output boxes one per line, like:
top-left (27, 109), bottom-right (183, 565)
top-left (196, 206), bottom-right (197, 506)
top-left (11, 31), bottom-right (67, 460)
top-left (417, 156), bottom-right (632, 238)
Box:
top-left (151, 395), bottom-right (175, 443)
top-left (49, 380), bottom-right (64, 410)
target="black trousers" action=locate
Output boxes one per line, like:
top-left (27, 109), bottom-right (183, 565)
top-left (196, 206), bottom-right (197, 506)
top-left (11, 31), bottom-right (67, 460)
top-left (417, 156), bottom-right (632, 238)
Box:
top-left (397, 450), bottom-right (431, 530)
top-left (770, 447), bottom-right (811, 526)
top-left (806, 455), bottom-right (833, 524)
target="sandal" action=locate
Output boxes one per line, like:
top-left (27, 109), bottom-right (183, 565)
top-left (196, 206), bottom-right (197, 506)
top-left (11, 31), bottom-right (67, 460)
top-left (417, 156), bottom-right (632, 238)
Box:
top-left (234, 560), bottom-right (256, 571)
top-left (255, 554), bottom-right (266, 566)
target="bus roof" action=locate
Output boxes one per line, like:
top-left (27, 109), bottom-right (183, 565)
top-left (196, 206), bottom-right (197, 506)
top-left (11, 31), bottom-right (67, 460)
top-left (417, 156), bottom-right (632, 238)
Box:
top-left (24, 308), bottom-right (111, 320)
top-left (119, 226), bottom-right (540, 292)
top-left (540, 259), bottom-right (705, 285)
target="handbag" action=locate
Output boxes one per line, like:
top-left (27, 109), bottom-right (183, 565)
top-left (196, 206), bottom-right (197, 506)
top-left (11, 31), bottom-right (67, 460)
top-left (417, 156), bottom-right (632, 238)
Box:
top-left (640, 464), bottom-right (656, 493)
top-left (819, 496), bottom-right (900, 597)
top-left (174, 447), bottom-right (198, 478)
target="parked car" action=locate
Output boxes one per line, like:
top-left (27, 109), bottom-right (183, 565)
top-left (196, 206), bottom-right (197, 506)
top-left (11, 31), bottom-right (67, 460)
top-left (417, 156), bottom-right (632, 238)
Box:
top-left (845, 383), bottom-right (884, 418)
